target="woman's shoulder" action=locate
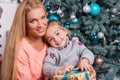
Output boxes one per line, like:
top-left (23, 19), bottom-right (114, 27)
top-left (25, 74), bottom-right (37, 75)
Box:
top-left (20, 37), bottom-right (28, 46)
top-left (17, 38), bottom-right (30, 59)
top-left (18, 38), bottom-right (33, 55)
top-left (20, 38), bottom-right (48, 52)
top-left (18, 38), bottom-right (48, 58)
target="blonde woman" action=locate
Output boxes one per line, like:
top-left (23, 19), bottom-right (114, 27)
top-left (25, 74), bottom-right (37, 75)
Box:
top-left (1, 0), bottom-right (48, 80)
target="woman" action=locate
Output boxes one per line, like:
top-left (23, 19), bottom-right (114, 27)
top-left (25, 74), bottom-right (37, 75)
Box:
top-left (1, 0), bottom-right (48, 80)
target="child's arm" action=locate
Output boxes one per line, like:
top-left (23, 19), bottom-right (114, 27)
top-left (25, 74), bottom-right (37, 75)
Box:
top-left (74, 40), bottom-right (94, 71)
top-left (43, 48), bottom-right (62, 78)
top-left (72, 38), bottom-right (95, 71)
top-left (72, 38), bottom-right (95, 65)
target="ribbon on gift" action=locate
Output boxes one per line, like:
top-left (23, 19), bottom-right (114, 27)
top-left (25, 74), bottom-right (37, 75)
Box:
top-left (63, 70), bottom-right (89, 80)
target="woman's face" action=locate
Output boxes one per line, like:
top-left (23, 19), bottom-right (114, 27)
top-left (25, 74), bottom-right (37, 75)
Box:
top-left (26, 8), bottom-right (48, 38)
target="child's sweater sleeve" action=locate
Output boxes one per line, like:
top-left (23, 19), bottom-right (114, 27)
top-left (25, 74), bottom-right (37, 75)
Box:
top-left (72, 38), bottom-right (95, 65)
top-left (43, 48), bottom-right (62, 78)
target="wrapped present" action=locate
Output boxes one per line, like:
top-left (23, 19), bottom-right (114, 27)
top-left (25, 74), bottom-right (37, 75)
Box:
top-left (53, 70), bottom-right (96, 80)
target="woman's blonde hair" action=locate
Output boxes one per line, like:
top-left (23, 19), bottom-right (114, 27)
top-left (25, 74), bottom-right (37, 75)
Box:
top-left (1, 0), bottom-right (47, 80)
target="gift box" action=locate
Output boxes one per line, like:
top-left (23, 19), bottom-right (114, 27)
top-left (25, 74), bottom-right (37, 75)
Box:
top-left (53, 70), bottom-right (95, 80)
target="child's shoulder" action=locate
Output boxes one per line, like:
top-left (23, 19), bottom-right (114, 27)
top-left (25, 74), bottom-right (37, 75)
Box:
top-left (47, 47), bottom-right (58, 52)
top-left (47, 47), bottom-right (55, 50)
top-left (71, 37), bottom-right (79, 42)
top-left (71, 37), bottom-right (83, 46)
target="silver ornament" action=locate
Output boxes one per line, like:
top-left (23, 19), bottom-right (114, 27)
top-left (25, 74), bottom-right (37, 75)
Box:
top-left (112, 8), bottom-right (117, 14)
top-left (98, 32), bottom-right (104, 38)
top-left (70, 12), bottom-right (76, 19)
top-left (57, 8), bottom-right (62, 15)
top-left (83, 4), bottom-right (90, 13)
top-left (111, 15), bottom-right (115, 17)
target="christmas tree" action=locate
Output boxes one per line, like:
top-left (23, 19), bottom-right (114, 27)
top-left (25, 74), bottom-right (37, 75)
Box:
top-left (41, 0), bottom-right (120, 80)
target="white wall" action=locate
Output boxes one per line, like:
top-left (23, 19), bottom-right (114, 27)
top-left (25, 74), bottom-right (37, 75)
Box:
top-left (0, 2), bottom-right (18, 56)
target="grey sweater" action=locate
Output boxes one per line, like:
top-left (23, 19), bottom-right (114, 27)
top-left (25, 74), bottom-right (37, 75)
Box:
top-left (43, 37), bottom-right (94, 78)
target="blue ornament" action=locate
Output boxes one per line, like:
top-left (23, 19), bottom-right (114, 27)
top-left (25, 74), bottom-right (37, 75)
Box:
top-left (91, 34), bottom-right (99, 42)
top-left (71, 18), bottom-right (79, 24)
top-left (116, 27), bottom-right (120, 31)
top-left (48, 13), bottom-right (61, 21)
top-left (90, 3), bottom-right (100, 16)
top-left (64, 23), bottom-right (70, 29)
top-left (118, 42), bottom-right (120, 50)
top-left (46, 5), bottom-right (51, 11)
top-left (118, 42), bottom-right (120, 47)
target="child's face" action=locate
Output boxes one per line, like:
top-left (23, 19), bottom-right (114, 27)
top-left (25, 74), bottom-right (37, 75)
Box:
top-left (45, 24), bottom-right (67, 48)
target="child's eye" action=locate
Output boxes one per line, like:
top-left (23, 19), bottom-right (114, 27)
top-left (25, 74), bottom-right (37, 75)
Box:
top-left (56, 32), bottom-right (60, 36)
top-left (48, 38), bottom-right (53, 42)
top-left (41, 16), bottom-right (47, 20)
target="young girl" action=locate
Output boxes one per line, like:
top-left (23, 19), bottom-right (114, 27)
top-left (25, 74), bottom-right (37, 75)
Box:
top-left (43, 20), bottom-right (95, 79)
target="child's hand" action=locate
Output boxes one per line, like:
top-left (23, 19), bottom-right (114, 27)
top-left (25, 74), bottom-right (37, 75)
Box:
top-left (76, 58), bottom-right (93, 71)
top-left (57, 68), bottom-right (66, 75)
top-left (57, 65), bottom-right (74, 75)
top-left (63, 65), bottom-right (74, 73)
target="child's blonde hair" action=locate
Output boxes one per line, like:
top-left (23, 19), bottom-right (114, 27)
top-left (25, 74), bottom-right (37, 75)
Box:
top-left (47, 20), bottom-right (71, 38)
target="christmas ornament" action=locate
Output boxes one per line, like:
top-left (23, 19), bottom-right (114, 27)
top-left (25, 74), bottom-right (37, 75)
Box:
top-left (70, 12), bottom-right (76, 19)
top-left (46, 5), bottom-right (52, 11)
top-left (83, 4), bottom-right (90, 13)
top-left (106, 8), bottom-right (110, 12)
top-left (98, 32), bottom-right (107, 43)
top-left (98, 32), bottom-right (104, 39)
top-left (64, 23), bottom-right (70, 29)
top-left (91, 33), bottom-right (99, 42)
top-left (70, 12), bottom-right (79, 36)
top-left (117, 42), bottom-right (120, 50)
top-left (48, 13), bottom-right (61, 21)
top-left (70, 12), bottom-right (79, 24)
top-left (112, 8), bottom-right (117, 14)
top-left (111, 14), bottom-right (115, 17)
top-left (94, 55), bottom-right (104, 68)
top-left (71, 18), bottom-right (79, 24)
top-left (116, 26), bottom-right (120, 31)
top-left (56, 7), bottom-right (64, 17)
top-left (57, 8), bottom-right (62, 15)
top-left (90, 3), bottom-right (100, 16)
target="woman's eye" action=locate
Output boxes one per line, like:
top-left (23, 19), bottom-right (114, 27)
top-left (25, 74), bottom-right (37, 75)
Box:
top-left (29, 19), bottom-right (36, 23)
